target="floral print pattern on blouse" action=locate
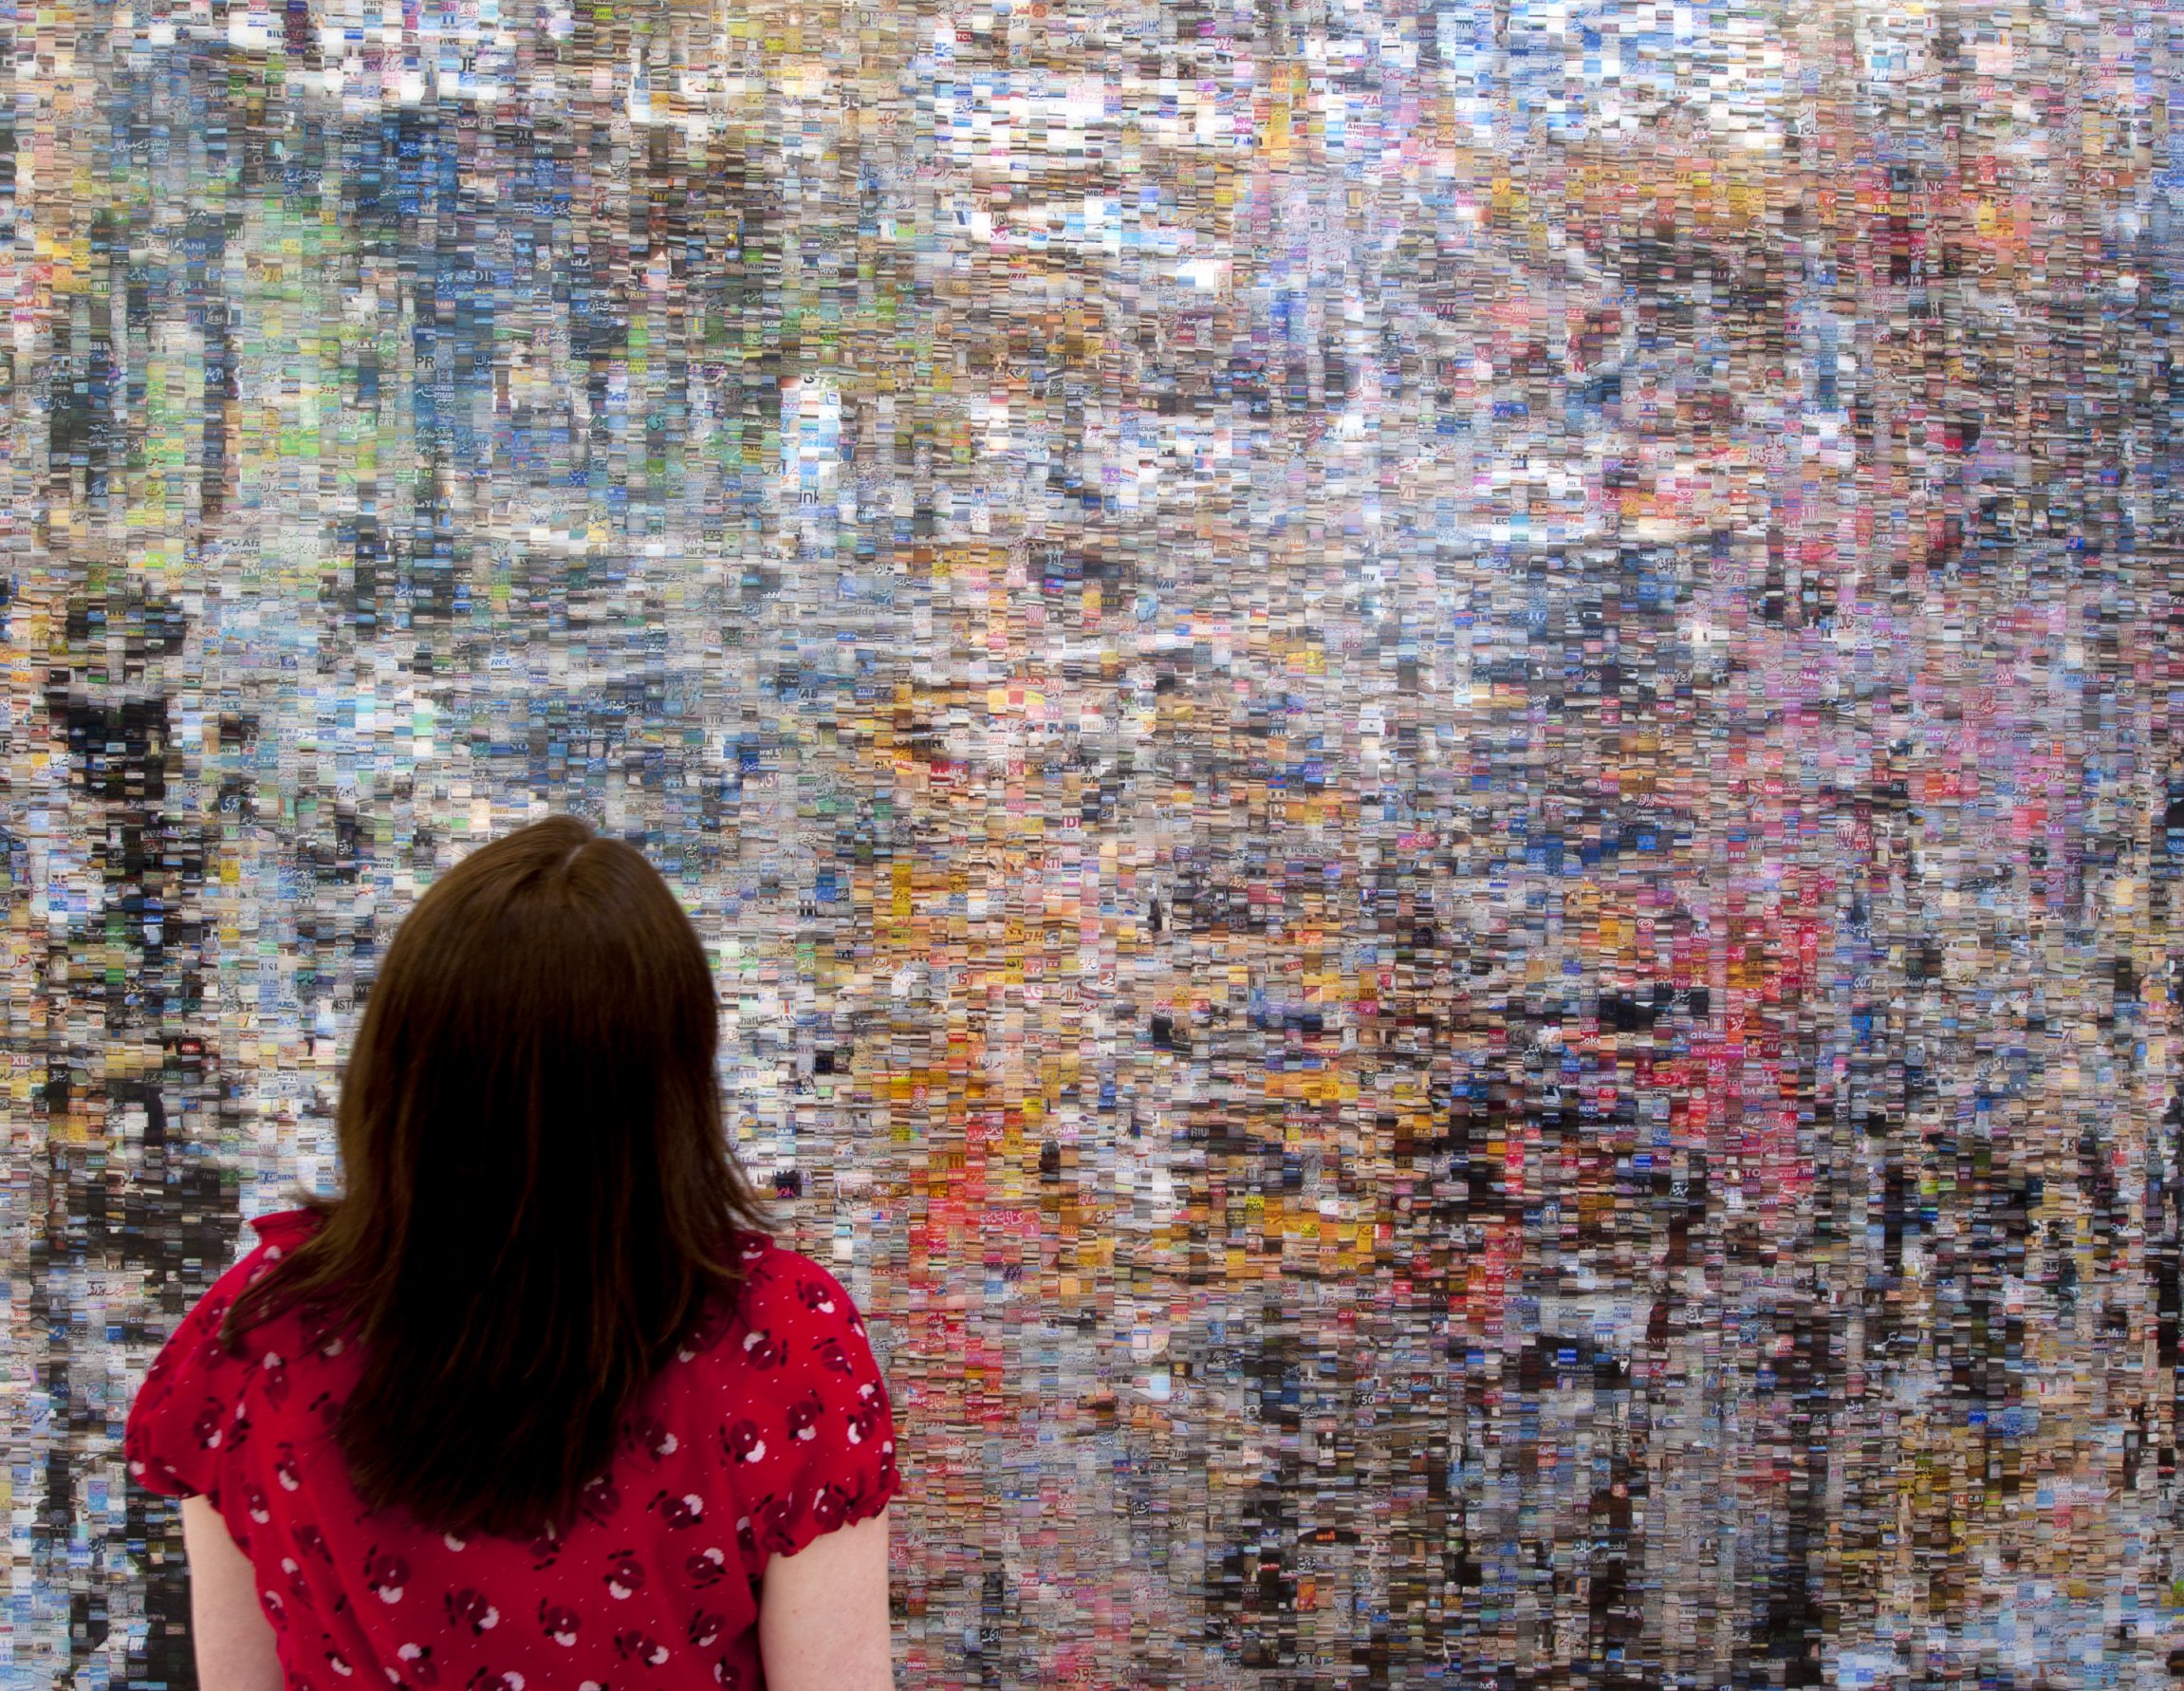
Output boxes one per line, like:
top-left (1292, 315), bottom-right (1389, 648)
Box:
top-left (124, 1210), bottom-right (899, 1690)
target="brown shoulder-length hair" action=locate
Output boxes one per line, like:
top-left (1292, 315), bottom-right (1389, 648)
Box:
top-left (221, 815), bottom-right (774, 1538)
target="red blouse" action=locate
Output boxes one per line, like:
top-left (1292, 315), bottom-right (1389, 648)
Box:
top-left (124, 1210), bottom-right (899, 1691)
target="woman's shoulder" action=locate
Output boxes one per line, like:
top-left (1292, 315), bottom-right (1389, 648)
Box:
top-left (682, 1231), bottom-right (874, 1363)
top-left (656, 1235), bottom-right (900, 1568)
top-left (736, 1231), bottom-right (867, 1313)
top-left (169, 1207), bottom-right (323, 1338)
top-left (124, 1207), bottom-right (328, 1496)
top-left (212, 1207), bottom-right (326, 1335)
top-left (244, 1205), bottom-right (323, 1253)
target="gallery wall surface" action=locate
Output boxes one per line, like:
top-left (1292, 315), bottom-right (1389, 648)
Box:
top-left (4, 0), bottom-right (2183, 1684)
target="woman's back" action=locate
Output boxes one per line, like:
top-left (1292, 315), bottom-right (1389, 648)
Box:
top-left (127, 1208), bottom-right (898, 1691)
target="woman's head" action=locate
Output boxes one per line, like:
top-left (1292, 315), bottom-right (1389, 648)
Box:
top-left (341, 814), bottom-right (741, 1265)
top-left (225, 815), bottom-right (772, 1537)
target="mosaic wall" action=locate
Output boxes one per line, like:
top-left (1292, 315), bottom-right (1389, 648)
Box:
top-left (5, 0), bottom-right (2184, 1684)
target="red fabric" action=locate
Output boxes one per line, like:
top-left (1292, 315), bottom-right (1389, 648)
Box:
top-left (125, 1210), bottom-right (899, 1691)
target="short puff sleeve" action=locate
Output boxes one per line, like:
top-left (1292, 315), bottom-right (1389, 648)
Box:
top-left (125, 1265), bottom-right (256, 1501)
top-left (123, 1212), bottom-right (312, 1502)
top-left (719, 1250), bottom-right (900, 1570)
